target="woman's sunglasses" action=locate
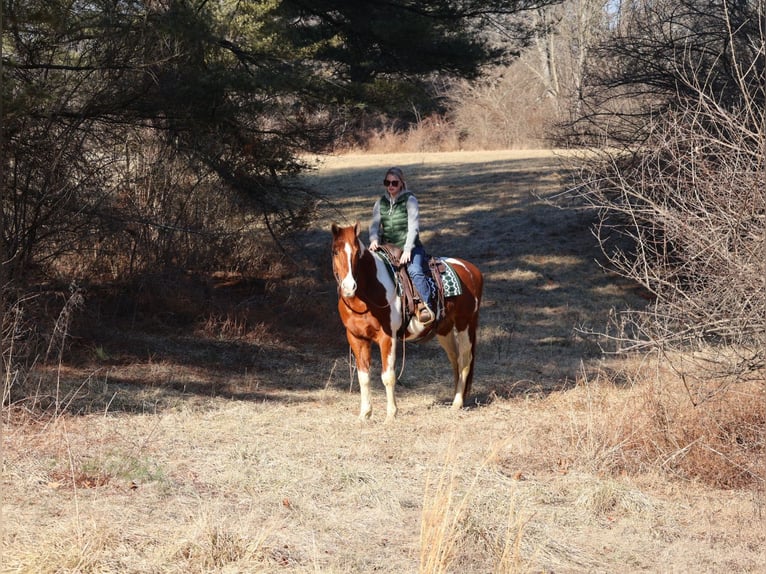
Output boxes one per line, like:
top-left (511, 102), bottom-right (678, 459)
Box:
top-left (384, 179), bottom-right (401, 187)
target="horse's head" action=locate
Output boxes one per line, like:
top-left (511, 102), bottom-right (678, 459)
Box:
top-left (331, 222), bottom-right (364, 298)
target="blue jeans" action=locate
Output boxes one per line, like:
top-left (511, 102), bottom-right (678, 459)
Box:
top-left (408, 246), bottom-right (432, 308)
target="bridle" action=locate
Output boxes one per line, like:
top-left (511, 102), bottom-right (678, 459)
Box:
top-left (332, 239), bottom-right (391, 312)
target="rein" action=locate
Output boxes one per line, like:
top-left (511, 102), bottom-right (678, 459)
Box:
top-left (338, 290), bottom-right (391, 313)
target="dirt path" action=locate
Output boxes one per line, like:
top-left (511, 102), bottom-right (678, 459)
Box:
top-left (304, 150), bottom-right (644, 400)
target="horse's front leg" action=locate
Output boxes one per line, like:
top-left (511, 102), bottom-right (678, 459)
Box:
top-left (377, 334), bottom-right (398, 422)
top-left (348, 334), bottom-right (373, 420)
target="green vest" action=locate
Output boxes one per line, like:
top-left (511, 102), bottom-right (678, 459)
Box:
top-left (379, 191), bottom-right (422, 249)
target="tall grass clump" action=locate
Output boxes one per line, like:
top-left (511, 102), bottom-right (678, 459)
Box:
top-left (419, 441), bottom-right (533, 574)
top-left (543, 364), bottom-right (765, 489)
top-left (2, 293), bottom-right (39, 419)
top-left (2, 284), bottom-right (88, 419)
top-left (419, 458), bottom-right (463, 574)
top-left (627, 376), bottom-right (765, 488)
top-left (2, 297), bottom-right (22, 417)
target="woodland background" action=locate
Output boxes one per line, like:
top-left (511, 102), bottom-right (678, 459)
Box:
top-left (4, 0), bottom-right (763, 380)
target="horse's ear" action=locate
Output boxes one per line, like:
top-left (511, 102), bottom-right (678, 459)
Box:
top-left (354, 221), bottom-right (361, 236)
top-left (331, 223), bottom-right (340, 235)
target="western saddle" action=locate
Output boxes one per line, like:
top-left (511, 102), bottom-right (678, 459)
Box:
top-left (375, 244), bottom-right (446, 328)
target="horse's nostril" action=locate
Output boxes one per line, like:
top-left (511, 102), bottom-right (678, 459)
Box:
top-left (340, 277), bottom-right (357, 296)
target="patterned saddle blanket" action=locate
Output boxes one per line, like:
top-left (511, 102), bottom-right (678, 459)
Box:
top-left (375, 250), bottom-right (462, 299)
top-left (433, 258), bottom-right (462, 298)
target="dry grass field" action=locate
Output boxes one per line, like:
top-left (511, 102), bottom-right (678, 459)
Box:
top-left (2, 150), bottom-right (764, 573)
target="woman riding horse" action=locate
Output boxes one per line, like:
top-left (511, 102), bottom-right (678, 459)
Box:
top-left (368, 167), bottom-right (435, 325)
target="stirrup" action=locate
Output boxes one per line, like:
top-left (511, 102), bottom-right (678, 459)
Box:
top-left (418, 304), bottom-right (435, 325)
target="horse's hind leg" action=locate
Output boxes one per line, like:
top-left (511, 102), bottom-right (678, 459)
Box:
top-left (460, 319), bottom-right (478, 404)
top-left (439, 325), bottom-right (476, 410)
top-left (437, 330), bottom-right (463, 409)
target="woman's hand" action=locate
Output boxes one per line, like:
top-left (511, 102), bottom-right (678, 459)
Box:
top-left (369, 240), bottom-right (379, 251)
top-left (400, 249), bottom-right (411, 264)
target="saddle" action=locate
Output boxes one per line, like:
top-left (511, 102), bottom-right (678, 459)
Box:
top-left (375, 244), bottom-right (447, 326)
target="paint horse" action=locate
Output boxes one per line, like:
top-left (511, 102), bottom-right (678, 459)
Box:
top-left (331, 222), bottom-right (483, 421)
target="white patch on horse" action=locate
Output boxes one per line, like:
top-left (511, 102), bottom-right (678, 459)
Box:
top-left (381, 349), bottom-right (398, 421)
top-left (373, 255), bottom-right (402, 334)
top-left (358, 369), bottom-right (372, 420)
top-left (405, 318), bottom-right (427, 339)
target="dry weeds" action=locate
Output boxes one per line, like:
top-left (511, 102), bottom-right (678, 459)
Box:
top-left (2, 150), bottom-right (764, 573)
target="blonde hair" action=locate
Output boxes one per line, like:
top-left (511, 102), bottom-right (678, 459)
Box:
top-left (385, 167), bottom-right (407, 190)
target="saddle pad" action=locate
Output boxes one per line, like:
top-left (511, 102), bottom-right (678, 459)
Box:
top-left (438, 259), bottom-right (462, 298)
top-left (373, 251), bottom-right (462, 298)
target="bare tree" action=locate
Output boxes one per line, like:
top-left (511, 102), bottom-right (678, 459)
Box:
top-left (443, 0), bottom-right (614, 147)
top-left (571, 1), bottom-right (766, 398)
top-left (529, 0), bottom-right (612, 118)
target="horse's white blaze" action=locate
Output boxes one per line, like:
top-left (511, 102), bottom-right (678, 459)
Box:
top-left (340, 242), bottom-right (357, 297)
